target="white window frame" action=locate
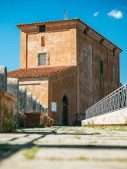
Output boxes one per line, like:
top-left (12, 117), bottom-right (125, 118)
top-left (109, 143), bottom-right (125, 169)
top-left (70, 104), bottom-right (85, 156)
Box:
top-left (37, 52), bottom-right (49, 66)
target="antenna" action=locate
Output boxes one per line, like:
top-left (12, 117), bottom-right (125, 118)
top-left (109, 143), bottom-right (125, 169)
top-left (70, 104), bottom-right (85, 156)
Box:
top-left (64, 10), bottom-right (68, 20)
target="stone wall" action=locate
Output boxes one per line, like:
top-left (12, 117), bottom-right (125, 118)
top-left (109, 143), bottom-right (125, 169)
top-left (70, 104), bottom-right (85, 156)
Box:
top-left (19, 80), bottom-right (49, 108)
top-left (82, 108), bottom-right (127, 125)
top-left (0, 66), bottom-right (48, 127)
top-left (7, 78), bottom-right (19, 123)
top-left (20, 24), bottom-right (76, 69)
top-left (0, 66), bottom-right (7, 92)
top-left (76, 22), bottom-right (120, 120)
top-left (48, 68), bottom-right (77, 125)
top-left (18, 86), bottom-right (48, 126)
top-left (0, 66), bottom-right (16, 126)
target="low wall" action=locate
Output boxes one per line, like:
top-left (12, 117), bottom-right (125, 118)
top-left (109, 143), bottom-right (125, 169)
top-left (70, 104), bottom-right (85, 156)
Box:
top-left (82, 108), bottom-right (127, 126)
top-left (23, 112), bottom-right (53, 128)
top-left (23, 112), bottom-right (41, 127)
top-left (0, 66), bottom-right (16, 127)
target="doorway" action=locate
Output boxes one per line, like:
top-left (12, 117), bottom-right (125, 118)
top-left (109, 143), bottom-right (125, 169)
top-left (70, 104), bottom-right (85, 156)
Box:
top-left (62, 95), bottom-right (68, 125)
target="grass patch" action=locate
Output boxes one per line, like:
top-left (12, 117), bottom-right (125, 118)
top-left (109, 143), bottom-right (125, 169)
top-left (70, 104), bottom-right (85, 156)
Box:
top-left (84, 125), bottom-right (127, 131)
top-left (41, 156), bottom-right (88, 161)
top-left (72, 156), bottom-right (88, 161)
top-left (71, 156), bottom-right (127, 162)
top-left (74, 135), bottom-right (81, 139)
top-left (22, 146), bottom-right (39, 160)
top-left (0, 105), bottom-right (16, 133)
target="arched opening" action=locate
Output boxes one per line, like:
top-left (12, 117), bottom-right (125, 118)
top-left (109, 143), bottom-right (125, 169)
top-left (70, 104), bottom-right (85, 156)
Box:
top-left (62, 95), bottom-right (68, 125)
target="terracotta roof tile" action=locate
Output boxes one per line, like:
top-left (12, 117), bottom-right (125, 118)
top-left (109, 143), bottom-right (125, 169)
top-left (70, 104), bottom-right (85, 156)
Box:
top-left (8, 66), bottom-right (76, 78)
top-left (17, 18), bottom-right (78, 26)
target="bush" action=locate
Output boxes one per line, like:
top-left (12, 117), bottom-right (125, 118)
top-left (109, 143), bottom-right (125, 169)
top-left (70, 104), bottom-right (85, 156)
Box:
top-left (0, 105), bottom-right (16, 133)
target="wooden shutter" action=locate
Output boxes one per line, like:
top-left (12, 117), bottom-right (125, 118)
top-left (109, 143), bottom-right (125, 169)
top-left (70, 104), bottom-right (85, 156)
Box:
top-left (38, 53), bottom-right (48, 66)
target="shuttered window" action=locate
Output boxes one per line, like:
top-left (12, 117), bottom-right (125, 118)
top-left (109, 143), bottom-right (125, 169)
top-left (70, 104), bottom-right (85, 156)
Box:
top-left (38, 53), bottom-right (48, 66)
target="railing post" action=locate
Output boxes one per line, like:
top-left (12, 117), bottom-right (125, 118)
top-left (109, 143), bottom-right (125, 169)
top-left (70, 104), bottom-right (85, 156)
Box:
top-left (126, 84), bottom-right (127, 107)
top-left (84, 83), bottom-right (127, 120)
top-left (0, 66), bottom-right (7, 92)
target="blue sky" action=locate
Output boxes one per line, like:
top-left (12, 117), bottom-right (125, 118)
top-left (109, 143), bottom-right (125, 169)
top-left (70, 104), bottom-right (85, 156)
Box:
top-left (0, 0), bottom-right (127, 84)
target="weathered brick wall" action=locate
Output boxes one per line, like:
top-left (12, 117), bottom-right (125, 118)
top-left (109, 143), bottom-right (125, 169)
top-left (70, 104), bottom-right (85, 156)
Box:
top-left (7, 78), bottom-right (19, 123)
top-left (19, 79), bottom-right (48, 108)
top-left (18, 86), bottom-right (47, 113)
top-left (77, 28), bottom-right (93, 116)
top-left (0, 66), bottom-right (48, 126)
top-left (20, 21), bottom-right (77, 69)
top-left (76, 22), bottom-right (120, 118)
top-left (48, 68), bottom-right (77, 125)
top-left (0, 66), bottom-right (16, 125)
top-left (17, 19), bottom-right (121, 123)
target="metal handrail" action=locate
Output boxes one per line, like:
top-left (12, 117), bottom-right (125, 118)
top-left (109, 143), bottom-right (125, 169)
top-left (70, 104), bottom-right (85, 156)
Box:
top-left (85, 83), bottom-right (127, 119)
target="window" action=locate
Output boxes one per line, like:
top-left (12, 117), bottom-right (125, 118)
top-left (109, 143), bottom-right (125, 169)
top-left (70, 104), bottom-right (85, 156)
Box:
top-left (39, 25), bottom-right (45, 32)
top-left (38, 53), bottom-right (48, 66)
top-left (84, 27), bottom-right (89, 35)
top-left (100, 38), bottom-right (104, 45)
top-left (100, 60), bottom-right (104, 75)
top-left (113, 47), bottom-right (117, 56)
top-left (41, 36), bottom-right (45, 46)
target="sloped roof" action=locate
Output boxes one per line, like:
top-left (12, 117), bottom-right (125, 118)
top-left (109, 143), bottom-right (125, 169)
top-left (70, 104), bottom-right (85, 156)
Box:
top-left (17, 18), bottom-right (78, 27)
top-left (8, 66), bottom-right (76, 78)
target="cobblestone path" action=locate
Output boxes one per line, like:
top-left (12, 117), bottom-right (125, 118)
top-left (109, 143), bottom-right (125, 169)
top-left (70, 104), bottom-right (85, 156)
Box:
top-left (0, 126), bottom-right (127, 169)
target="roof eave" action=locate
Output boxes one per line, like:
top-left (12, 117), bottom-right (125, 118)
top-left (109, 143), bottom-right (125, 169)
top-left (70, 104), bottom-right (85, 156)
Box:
top-left (16, 18), bottom-right (122, 52)
top-left (76, 18), bottom-right (122, 52)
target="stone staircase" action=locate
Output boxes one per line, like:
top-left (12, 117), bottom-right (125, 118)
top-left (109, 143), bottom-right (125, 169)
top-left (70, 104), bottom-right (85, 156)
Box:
top-left (7, 78), bottom-right (48, 127)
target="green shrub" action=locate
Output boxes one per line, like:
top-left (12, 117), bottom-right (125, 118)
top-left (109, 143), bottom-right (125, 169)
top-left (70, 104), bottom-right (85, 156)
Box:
top-left (0, 105), bottom-right (16, 133)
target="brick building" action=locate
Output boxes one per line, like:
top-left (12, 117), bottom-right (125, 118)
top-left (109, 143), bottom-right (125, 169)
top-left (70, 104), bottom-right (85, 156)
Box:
top-left (8, 18), bottom-right (121, 125)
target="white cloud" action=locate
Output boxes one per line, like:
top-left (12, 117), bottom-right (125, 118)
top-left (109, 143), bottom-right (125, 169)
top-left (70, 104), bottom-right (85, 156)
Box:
top-left (93, 11), bottom-right (100, 17)
top-left (108, 10), bottom-right (123, 19)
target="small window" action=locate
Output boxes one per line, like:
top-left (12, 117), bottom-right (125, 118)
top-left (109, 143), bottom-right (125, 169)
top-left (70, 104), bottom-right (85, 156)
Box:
top-left (84, 27), bottom-right (89, 35)
top-left (113, 47), bottom-right (117, 56)
top-left (100, 38), bottom-right (104, 45)
top-left (39, 25), bottom-right (45, 32)
top-left (38, 53), bottom-right (48, 66)
top-left (41, 36), bottom-right (45, 46)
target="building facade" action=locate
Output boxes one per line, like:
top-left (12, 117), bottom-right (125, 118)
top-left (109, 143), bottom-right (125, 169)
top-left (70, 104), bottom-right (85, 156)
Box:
top-left (8, 18), bottom-right (121, 125)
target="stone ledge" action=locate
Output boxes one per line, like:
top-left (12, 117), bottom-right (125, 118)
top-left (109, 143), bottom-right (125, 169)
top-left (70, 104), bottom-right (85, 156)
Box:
top-left (82, 108), bottom-right (127, 126)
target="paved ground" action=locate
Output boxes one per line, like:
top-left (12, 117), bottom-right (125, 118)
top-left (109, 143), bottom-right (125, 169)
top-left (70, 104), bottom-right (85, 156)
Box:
top-left (0, 126), bottom-right (127, 169)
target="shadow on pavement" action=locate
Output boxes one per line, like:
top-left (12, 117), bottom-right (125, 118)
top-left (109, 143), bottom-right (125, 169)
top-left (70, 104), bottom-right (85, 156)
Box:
top-left (0, 127), bottom-right (60, 161)
top-left (0, 126), bottom-right (127, 161)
